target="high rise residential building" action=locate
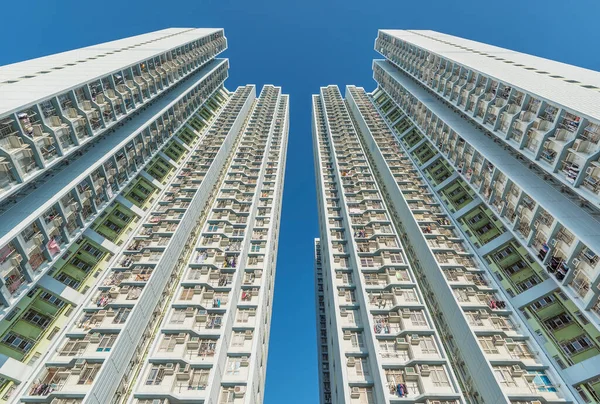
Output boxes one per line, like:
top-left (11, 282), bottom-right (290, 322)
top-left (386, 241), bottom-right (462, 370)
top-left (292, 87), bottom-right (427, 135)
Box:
top-left (0, 28), bottom-right (288, 404)
top-left (313, 87), bottom-right (465, 404)
top-left (314, 29), bottom-right (600, 404)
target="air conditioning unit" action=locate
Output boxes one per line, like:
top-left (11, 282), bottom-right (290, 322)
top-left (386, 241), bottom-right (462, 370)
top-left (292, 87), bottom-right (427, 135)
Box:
top-left (550, 238), bottom-right (558, 247)
top-left (478, 309), bottom-right (489, 319)
top-left (402, 308), bottom-right (412, 319)
top-left (338, 289), bottom-right (345, 297)
top-left (410, 334), bottom-right (422, 345)
top-left (241, 356), bottom-right (250, 367)
top-left (419, 364), bottom-right (431, 376)
top-left (343, 330), bottom-right (352, 340)
top-left (245, 330), bottom-right (253, 339)
top-left (234, 385), bottom-right (246, 397)
top-left (175, 333), bottom-right (186, 343)
top-left (466, 288), bottom-right (476, 296)
top-left (396, 337), bottom-right (409, 348)
top-left (404, 366), bottom-right (419, 380)
top-left (511, 365), bottom-right (524, 376)
top-left (11, 256), bottom-right (22, 265)
top-left (340, 308), bottom-right (348, 316)
top-left (195, 311), bottom-right (207, 322)
top-left (90, 333), bottom-right (101, 343)
top-left (34, 234), bottom-right (44, 245)
top-left (572, 258), bottom-right (581, 268)
top-left (493, 335), bottom-right (505, 346)
top-left (347, 357), bottom-right (356, 367)
top-left (164, 363), bottom-right (175, 375)
top-left (176, 370), bottom-right (190, 380)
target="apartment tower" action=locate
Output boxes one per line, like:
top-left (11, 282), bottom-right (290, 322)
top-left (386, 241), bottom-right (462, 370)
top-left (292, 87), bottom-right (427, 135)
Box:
top-left (314, 30), bottom-right (600, 404)
top-left (0, 28), bottom-right (288, 404)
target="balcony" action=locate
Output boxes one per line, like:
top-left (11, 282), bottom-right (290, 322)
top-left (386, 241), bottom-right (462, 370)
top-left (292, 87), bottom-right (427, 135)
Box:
top-left (138, 363), bottom-right (210, 397)
top-left (582, 163), bottom-right (600, 194)
top-left (0, 158), bottom-right (17, 190)
top-left (28, 362), bottom-right (101, 396)
top-left (91, 285), bottom-right (143, 307)
top-left (492, 367), bottom-right (563, 401)
top-left (2, 264), bottom-right (27, 295)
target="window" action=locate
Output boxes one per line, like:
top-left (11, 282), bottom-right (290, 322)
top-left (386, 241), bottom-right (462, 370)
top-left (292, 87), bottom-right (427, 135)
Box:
top-left (419, 336), bottom-right (438, 354)
top-left (1, 332), bottom-right (34, 353)
top-left (430, 366), bottom-right (450, 386)
top-left (180, 287), bottom-right (195, 300)
top-left (575, 311), bottom-right (590, 325)
top-left (5, 308), bottom-right (20, 322)
top-left (159, 334), bottom-right (178, 352)
top-left (145, 366), bottom-right (165, 385)
top-left (97, 334), bottom-right (117, 352)
top-left (232, 332), bottom-right (245, 347)
top-left (113, 308), bottom-right (131, 324)
top-left (112, 210), bottom-right (130, 222)
top-left (467, 312), bottom-right (483, 326)
top-left (409, 310), bottom-right (427, 327)
top-left (350, 332), bottom-right (365, 348)
top-left (403, 289), bottom-right (418, 302)
top-left (561, 336), bottom-right (594, 355)
top-left (544, 313), bottom-right (573, 330)
top-left (360, 257), bottom-right (375, 267)
top-left (389, 253), bottom-right (403, 264)
top-left (479, 337), bottom-right (499, 354)
top-left (77, 363), bottom-right (101, 385)
top-left (226, 357), bottom-right (242, 375)
top-left (60, 340), bottom-right (86, 356)
top-left (56, 273), bottom-right (81, 289)
top-left (354, 387), bottom-right (375, 404)
top-left (576, 386), bottom-right (592, 403)
top-left (198, 340), bottom-right (217, 357)
top-left (493, 246), bottom-right (514, 261)
top-left (532, 295), bottom-right (555, 310)
top-left (83, 244), bottom-right (104, 259)
top-left (494, 366), bottom-right (516, 387)
top-left (189, 368), bottom-right (210, 389)
top-left (237, 309), bottom-right (254, 323)
top-left (379, 340), bottom-right (408, 360)
top-left (22, 309), bottom-right (52, 328)
top-left (220, 388), bottom-right (236, 403)
top-left (103, 220), bottom-right (122, 232)
top-left (354, 358), bottom-right (370, 377)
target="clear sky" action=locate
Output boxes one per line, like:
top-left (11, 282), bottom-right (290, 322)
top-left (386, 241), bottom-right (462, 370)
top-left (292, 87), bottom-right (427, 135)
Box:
top-left (2, 0), bottom-right (600, 403)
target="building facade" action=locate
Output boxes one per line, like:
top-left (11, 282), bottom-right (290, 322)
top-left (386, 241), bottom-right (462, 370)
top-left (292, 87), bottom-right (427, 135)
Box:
top-left (0, 28), bottom-right (288, 404)
top-left (314, 30), bottom-right (600, 404)
top-left (313, 86), bottom-right (465, 404)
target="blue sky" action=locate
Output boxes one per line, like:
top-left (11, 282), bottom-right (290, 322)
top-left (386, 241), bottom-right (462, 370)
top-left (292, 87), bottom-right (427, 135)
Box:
top-left (2, 0), bottom-right (600, 402)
